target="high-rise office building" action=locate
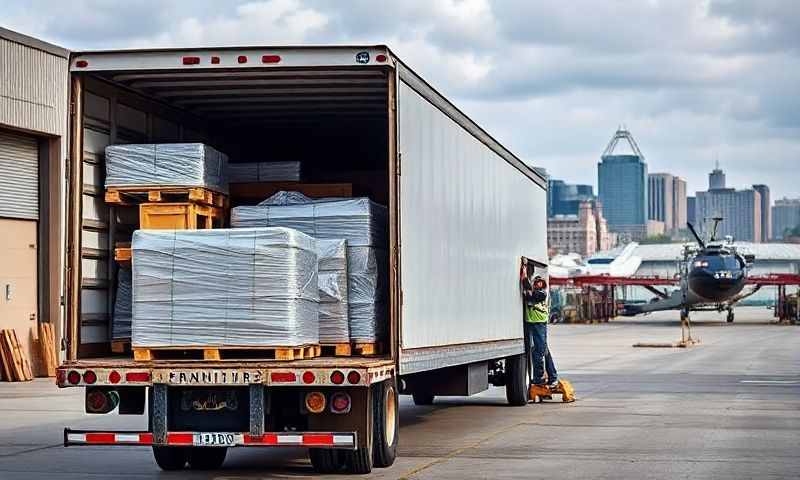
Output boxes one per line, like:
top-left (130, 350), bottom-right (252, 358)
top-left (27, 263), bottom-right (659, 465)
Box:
top-left (648, 173), bottom-right (674, 229)
top-left (672, 176), bottom-right (687, 231)
top-left (752, 184), bottom-right (771, 242)
top-left (547, 179), bottom-right (595, 217)
top-left (687, 196), bottom-right (696, 225)
top-left (696, 187), bottom-right (762, 242)
top-left (598, 128), bottom-right (648, 240)
top-left (709, 162), bottom-right (726, 189)
top-left (772, 198), bottom-right (800, 239)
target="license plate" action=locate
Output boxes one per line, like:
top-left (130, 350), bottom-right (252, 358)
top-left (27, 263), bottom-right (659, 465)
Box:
top-left (195, 432), bottom-right (238, 447)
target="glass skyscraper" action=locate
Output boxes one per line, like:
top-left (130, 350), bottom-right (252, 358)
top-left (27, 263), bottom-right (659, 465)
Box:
top-left (598, 154), bottom-right (648, 232)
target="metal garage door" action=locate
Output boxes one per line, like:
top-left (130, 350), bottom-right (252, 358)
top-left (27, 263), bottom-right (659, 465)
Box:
top-left (0, 129), bottom-right (38, 219)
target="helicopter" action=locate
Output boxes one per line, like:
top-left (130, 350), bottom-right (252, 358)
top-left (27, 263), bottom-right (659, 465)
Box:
top-left (622, 217), bottom-right (758, 324)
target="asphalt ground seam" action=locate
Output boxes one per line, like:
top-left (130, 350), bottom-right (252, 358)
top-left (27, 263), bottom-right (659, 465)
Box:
top-left (397, 421), bottom-right (530, 479)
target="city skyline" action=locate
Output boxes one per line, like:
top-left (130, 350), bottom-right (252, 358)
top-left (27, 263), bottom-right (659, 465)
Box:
top-left (0, 1), bottom-right (797, 200)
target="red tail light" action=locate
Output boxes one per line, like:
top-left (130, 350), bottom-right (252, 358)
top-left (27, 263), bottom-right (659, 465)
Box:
top-left (83, 370), bottom-right (97, 385)
top-left (302, 371), bottom-right (316, 384)
top-left (86, 389), bottom-right (120, 414)
top-left (237, 55), bottom-right (248, 64)
top-left (125, 371), bottom-right (151, 383)
top-left (67, 370), bottom-right (81, 385)
top-left (75, 60), bottom-right (88, 68)
top-left (330, 392), bottom-right (351, 414)
top-left (211, 56), bottom-right (221, 64)
top-left (182, 56), bottom-right (201, 65)
top-left (108, 371), bottom-right (121, 384)
top-left (261, 55), bottom-right (281, 63)
top-left (330, 370), bottom-right (345, 385)
top-left (347, 370), bottom-right (361, 384)
top-left (375, 54), bottom-right (387, 63)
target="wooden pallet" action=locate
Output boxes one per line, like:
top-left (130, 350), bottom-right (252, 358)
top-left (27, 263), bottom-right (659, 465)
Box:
top-left (352, 342), bottom-right (383, 356)
top-left (320, 343), bottom-right (353, 357)
top-left (114, 242), bottom-right (132, 266)
top-left (37, 323), bottom-right (58, 377)
top-left (133, 344), bottom-right (321, 362)
top-left (0, 329), bottom-right (33, 382)
top-left (111, 339), bottom-right (131, 354)
top-left (140, 202), bottom-right (225, 229)
top-left (105, 186), bottom-right (228, 208)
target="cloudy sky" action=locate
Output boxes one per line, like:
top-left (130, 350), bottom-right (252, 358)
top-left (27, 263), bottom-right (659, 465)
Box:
top-left (3, 0), bottom-right (798, 199)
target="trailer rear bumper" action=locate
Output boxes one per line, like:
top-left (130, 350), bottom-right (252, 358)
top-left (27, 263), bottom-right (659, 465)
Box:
top-left (63, 428), bottom-right (357, 449)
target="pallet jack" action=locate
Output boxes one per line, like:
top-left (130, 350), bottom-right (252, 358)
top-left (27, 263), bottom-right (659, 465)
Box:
top-left (529, 378), bottom-right (575, 403)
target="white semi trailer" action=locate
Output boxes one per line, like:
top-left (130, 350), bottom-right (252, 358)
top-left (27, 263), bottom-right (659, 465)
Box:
top-left (56, 45), bottom-right (548, 474)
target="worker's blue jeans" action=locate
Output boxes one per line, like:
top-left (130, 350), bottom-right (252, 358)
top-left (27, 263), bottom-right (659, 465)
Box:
top-left (526, 322), bottom-right (557, 385)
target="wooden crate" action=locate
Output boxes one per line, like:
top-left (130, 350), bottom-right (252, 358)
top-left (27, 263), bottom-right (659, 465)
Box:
top-left (140, 202), bottom-right (225, 230)
top-left (105, 186), bottom-right (228, 208)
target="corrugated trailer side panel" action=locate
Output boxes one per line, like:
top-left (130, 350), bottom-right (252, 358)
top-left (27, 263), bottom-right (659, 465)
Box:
top-left (396, 67), bottom-right (548, 374)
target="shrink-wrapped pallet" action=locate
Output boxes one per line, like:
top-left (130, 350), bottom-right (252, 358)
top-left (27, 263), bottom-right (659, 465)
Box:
top-left (229, 161), bottom-right (303, 183)
top-left (231, 191), bottom-right (388, 343)
top-left (317, 239), bottom-right (349, 343)
top-left (111, 267), bottom-right (132, 340)
top-left (232, 192), bottom-right (388, 249)
top-left (132, 227), bottom-right (318, 348)
top-left (105, 143), bottom-right (229, 193)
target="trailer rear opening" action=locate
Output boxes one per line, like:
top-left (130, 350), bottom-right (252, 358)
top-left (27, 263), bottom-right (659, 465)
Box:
top-left (59, 46), bottom-right (547, 474)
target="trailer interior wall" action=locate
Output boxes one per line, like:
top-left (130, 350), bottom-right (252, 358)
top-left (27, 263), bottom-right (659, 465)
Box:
top-left (69, 63), bottom-right (391, 358)
top-left (396, 70), bottom-right (548, 374)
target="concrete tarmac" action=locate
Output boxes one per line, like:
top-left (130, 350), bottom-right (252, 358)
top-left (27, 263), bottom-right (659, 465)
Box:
top-left (0, 306), bottom-right (797, 479)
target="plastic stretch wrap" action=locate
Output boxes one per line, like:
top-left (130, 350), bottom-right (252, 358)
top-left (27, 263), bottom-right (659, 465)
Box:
top-left (231, 191), bottom-right (388, 249)
top-left (231, 192), bottom-right (388, 342)
top-left (105, 143), bottom-right (229, 193)
top-left (111, 267), bottom-right (132, 340)
top-left (317, 239), bottom-right (349, 343)
top-left (132, 227), bottom-right (318, 348)
top-left (229, 161), bottom-right (302, 183)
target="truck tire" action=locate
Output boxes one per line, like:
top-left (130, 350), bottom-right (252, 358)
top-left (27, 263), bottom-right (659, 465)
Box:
top-left (505, 353), bottom-right (530, 406)
top-left (309, 449), bottom-right (343, 473)
top-left (412, 392), bottom-right (434, 406)
top-left (373, 379), bottom-right (399, 468)
top-left (152, 446), bottom-right (188, 470)
top-left (343, 385), bottom-right (375, 474)
top-left (187, 447), bottom-right (227, 470)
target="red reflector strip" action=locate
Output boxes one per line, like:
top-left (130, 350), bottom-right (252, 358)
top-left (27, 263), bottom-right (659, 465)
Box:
top-left (244, 434), bottom-right (278, 445)
top-left (125, 371), bottom-right (150, 383)
top-left (167, 433), bottom-right (194, 445)
top-left (270, 372), bottom-right (296, 383)
top-left (262, 55), bottom-right (281, 63)
top-left (303, 434), bottom-right (334, 445)
top-left (85, 433), bottom-right (116, 443)
top-left (182, 56), bottom-right (200, 65)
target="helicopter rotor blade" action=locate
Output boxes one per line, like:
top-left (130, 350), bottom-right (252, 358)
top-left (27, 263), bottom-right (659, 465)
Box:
top-left (687, 222), bottom-right (705, 249)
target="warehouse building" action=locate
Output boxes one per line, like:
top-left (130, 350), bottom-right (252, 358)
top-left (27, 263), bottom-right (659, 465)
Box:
top-left (0, 28), bottom-right (69, 370)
